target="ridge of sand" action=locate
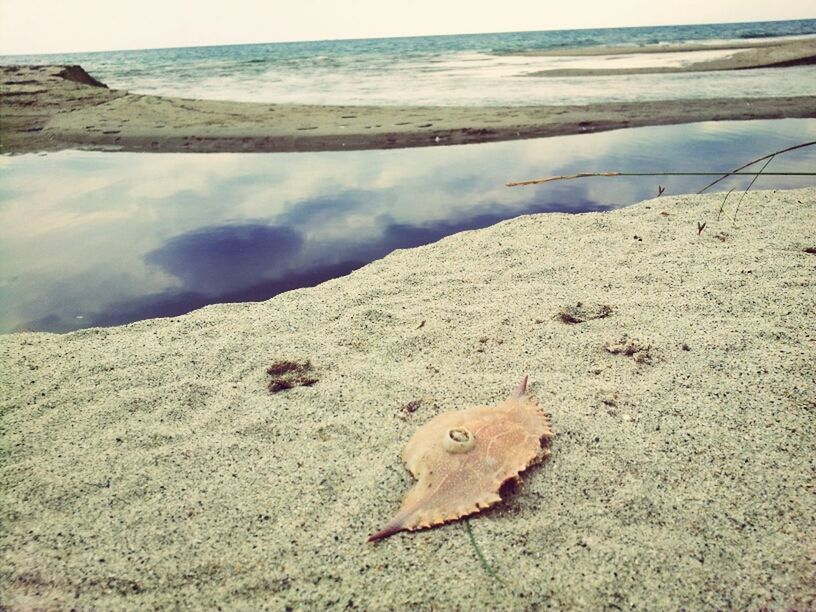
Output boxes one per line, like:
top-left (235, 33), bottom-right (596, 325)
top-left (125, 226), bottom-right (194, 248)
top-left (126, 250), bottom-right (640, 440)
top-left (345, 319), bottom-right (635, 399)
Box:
top-left (524, 37), bottom-right (816, 76)
top-left (2, 188), bottom-right (814, 609)
top-left (504, 34), bottom-right (816, 56)
top-left (2, 64), bottom-right (816, 154)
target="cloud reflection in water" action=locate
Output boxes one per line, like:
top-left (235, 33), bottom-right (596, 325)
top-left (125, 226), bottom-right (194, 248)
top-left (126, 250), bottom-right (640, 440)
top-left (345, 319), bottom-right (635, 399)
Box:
top-left (145, 223), bottom-right (304, 295)
top-left (1, 119), bottom-right (814, 332)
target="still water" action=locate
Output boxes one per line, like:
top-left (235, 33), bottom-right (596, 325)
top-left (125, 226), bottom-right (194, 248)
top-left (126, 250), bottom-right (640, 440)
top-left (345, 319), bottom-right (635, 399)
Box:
top-left (1, 119), bottom-right (815, 333)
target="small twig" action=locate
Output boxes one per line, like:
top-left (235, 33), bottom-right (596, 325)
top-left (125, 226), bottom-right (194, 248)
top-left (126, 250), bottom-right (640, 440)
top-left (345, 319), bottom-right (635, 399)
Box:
top-left (733, 155), bottom-right (774, 223)
top-left (507, 171), bottom-right (621, 186)
top-left (697, 140), bottom-right (816, 194)
top-left (464, 520), bottom-right (505, 585)
top-left (506, 171), bottom-right (812, 187)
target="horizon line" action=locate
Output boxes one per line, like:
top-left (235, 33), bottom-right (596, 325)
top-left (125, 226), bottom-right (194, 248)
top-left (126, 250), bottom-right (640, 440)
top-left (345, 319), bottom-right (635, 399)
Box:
top-left (1, 15), bottom-right (814, 57)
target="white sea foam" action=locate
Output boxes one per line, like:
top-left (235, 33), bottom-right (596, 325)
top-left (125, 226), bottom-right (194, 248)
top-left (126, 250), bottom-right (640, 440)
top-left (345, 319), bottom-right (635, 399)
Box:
top-left (2, 21), bottom-right (815, 106)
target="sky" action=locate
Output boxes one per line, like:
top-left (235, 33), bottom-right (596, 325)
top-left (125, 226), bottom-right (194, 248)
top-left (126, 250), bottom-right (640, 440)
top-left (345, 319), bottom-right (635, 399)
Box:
top-left (0, 0), bottom-right (813, 55)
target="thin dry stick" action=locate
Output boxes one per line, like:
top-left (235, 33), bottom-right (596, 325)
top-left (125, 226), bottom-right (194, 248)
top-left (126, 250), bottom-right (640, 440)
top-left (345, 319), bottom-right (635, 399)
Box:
top-left (696, 140), bottom-right (816, 194)
top-left (733, 155), bottom-right (775, 222)
top-left (506, 171), bottom-right (812, 187)
top-left (507, 171), bottom-right (622, 186)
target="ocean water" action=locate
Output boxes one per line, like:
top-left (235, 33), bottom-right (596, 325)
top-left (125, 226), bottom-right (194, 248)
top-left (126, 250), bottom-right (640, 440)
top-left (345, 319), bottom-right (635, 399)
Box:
top-left (1, 118), bottom-right (815, 333)
top-left (2, 19), bottom-right (815, 106)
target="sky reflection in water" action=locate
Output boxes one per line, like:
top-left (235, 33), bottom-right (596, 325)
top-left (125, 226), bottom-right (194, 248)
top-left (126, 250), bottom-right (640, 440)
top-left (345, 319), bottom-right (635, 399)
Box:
top-left (1, 119), bottom-right (815, 333)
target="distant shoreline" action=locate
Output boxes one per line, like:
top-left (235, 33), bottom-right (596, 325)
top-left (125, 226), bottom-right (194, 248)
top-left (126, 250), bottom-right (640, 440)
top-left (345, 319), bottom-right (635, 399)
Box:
top-left (503, 34), bottom-right (816, 56)
top-left (2, 64), bottom-right (816, 154)
top-left (519, 36), bottom-right (816, 76)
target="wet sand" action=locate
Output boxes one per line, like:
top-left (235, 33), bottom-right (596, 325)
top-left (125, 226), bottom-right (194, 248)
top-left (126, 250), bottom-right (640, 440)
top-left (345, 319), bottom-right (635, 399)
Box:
top-left (522, 36), bottom-right (816, 76)
top-left (2, 64), bottom-right (815, 154)
top-left (2, 188), bottom-right (814, 608)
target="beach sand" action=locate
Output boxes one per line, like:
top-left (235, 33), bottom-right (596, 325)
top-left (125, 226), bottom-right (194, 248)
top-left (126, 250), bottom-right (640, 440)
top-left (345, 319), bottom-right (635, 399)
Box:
top-left (2, 188), bottom-right (814, 609)
top-left (521, 36), bottom-right (816, 76)
top-left (2, 64), bottom-right (815, 154)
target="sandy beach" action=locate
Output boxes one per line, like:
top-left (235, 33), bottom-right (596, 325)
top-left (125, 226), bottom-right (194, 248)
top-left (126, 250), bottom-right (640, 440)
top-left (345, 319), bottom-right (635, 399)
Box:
top-left (2, 187), bottom-right (814, 608)
top-left (2, 64), bottom-right (815, 154)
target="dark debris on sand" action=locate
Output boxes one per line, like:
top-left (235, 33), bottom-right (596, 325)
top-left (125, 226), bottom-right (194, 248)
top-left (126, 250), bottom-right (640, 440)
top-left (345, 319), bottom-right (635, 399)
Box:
top-left (267, 360), bottom-right (318, 393)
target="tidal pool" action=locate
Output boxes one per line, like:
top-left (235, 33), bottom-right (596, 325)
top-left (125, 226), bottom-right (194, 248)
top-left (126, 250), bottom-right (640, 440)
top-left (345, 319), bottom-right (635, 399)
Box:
top-left (1, 118), bottom-right (814, 333)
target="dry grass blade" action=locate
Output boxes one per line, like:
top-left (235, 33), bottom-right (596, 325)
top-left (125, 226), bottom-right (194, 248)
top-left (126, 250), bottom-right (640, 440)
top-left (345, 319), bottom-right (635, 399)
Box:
top-left (717, 187), bottom-right (736, 221)
top-left (464, 521), bottom-right (505, 585)
top-left (733, 155), bottom-right (774, 222)
top-left (696, 140), bottom-right (816, 194)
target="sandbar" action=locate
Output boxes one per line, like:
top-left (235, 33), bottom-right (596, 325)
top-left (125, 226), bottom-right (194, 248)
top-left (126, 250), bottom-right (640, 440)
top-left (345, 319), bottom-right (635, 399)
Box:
top-left (1, 64), bottom-right (815, 154)
top-left (521, 36), bottom-right (816, 76)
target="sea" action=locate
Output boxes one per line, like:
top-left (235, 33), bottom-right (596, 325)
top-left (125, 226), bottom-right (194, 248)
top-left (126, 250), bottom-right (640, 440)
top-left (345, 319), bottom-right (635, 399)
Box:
top-left (3, 18), bottom-right (816, 105)
top-left (2, 20), bottom-right (816, 332)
